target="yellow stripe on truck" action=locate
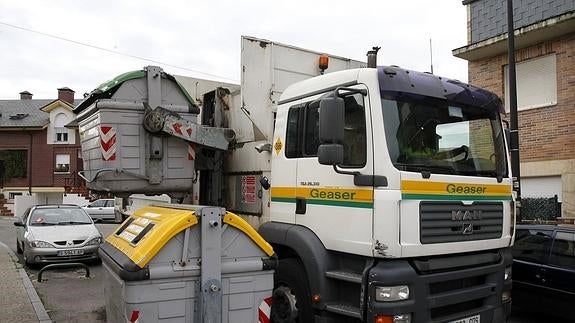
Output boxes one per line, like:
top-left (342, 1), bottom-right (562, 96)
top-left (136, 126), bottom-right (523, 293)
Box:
top-left (401, 180), bottom-right (512, 200)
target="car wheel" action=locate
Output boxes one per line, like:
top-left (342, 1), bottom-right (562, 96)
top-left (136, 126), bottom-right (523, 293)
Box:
top-left (16, 239), bottom-right (22, 254)
top-left (22, 246), bottom-right (32, 266)
top-left (271, 258), bottom-right (314, 323)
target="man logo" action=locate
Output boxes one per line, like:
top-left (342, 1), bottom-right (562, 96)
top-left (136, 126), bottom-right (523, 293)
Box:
top-left (451, 210), bottom-right (482, 221)
top-left (462, 223), bottom-right (474, 235)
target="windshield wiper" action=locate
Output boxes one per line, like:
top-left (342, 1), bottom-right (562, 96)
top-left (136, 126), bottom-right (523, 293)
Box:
top-left (58, 221), bottom-right (91, 225)
top-left (395, 163), bottom-right (457, 175)
top-left (31, 222), bottom-right (56, 226)
top-left (457, 170), bottom-right (499, 177)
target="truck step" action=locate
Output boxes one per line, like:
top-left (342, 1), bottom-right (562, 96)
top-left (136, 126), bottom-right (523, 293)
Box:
top-left (324, 303), bottom-right (362, 319)
top-left (325, 270), bottom-right (362, 284)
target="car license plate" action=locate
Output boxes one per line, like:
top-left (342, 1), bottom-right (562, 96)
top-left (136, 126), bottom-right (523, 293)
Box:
top-left (450, 314), bottom-right (480, 323)
top-left (57, 249), bottom-right (84, 256)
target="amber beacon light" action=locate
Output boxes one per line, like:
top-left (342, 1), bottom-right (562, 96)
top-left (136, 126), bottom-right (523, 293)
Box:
top-left (318, 54), bottom-right (329, 74)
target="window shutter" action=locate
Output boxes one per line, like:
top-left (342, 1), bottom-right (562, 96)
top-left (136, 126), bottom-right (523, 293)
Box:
top-left (504, 54), bottom-right (557, 112)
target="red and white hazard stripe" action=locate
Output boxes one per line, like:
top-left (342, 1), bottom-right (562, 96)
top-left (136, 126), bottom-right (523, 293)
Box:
top-left (258, 296), bottom-right (272, 323)
top-left (128, 310), bottom-right (139, 323)
top-left (169, 120), bottom-right (193, 140)
top-left (99, 125), bottom-right (117, 161)
top-left (188, 143), bottom-right (196, 161)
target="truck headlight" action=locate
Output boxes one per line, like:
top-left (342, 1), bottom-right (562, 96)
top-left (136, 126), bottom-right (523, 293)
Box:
top-left (375, 313), bottom-right (411, 323)
top-left (86, 237), bottom-right (103, 246)
top-left (375, 285), bottom-right (410, 302)
top-left (29, 240), bottom-right (53, 248)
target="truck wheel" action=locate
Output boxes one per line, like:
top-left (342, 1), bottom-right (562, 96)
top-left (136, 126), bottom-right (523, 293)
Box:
top-left (271, 258), bottom-right (313, 323)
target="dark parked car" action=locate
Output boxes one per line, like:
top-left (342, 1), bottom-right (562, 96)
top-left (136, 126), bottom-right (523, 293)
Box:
top-left (511, 224), bottom-right (575, 318)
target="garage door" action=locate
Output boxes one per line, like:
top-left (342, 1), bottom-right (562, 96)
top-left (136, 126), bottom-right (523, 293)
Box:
top-left (521, 176), bottom-right (562, 202)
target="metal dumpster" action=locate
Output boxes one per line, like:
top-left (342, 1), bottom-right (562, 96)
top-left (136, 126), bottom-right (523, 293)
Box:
top-left (99, 205), bottom-right (275, 323)
top-left (75, 67), bottom-right (201, 195)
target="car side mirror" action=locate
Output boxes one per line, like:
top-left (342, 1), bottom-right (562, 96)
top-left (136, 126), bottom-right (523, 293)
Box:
top-left (13, 220), bottom-right (25, 227)
top-left (318, 97), bottom-right (344, 165)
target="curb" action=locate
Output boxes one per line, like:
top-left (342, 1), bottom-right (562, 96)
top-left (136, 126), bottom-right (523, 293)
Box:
top-left (0, 241), bottom-right (52, 323)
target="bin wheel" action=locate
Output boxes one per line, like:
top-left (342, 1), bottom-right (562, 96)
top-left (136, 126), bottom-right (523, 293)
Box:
top-left (271, 258), bottom-right (313, 323)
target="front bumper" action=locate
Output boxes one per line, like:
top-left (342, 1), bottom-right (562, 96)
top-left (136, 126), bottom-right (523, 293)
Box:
top-left (25, 244), bottom-right (100, 264)
top-left (365, 249), bottom-right (512, 323)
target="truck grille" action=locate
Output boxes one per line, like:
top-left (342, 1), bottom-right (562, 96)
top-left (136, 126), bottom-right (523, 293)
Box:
top-left (420, 202), bottom-right (503, 244)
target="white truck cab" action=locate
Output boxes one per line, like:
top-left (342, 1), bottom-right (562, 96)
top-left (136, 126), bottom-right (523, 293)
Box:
top-left (260, 65), bottom-right (513, 322)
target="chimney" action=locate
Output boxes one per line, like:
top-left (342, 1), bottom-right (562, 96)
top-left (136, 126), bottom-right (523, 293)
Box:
top-left (19, 91), bottom-right (33, 100)
top-left (57, 87), bottom-right (75, 105)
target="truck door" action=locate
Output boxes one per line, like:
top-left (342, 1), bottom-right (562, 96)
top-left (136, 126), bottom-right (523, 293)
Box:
top-left (294, 87), bottom-right (374, 256)
top-left (270, 100), bottom-right (301, 224)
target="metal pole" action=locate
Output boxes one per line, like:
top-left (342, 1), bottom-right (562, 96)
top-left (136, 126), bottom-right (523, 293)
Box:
top-left (507, 0), bottom-right (522, 212)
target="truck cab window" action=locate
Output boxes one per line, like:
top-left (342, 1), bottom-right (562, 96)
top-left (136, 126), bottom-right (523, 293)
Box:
top-left (285, 107), bottom-right (301, 158)
top-left (285, 95), bottom-right (366, 167)
top-left (342, 94), bottom-right (366, 167)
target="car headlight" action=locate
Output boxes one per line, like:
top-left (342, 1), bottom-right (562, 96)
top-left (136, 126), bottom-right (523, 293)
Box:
top-left (375, 285), bottom-right (410, 302)
top-left (504, 266), bottom-right (512, 281)
top-left (29, 240), bottom-right (54, 248)
top-left (86, 237), bottom-right (103, 246)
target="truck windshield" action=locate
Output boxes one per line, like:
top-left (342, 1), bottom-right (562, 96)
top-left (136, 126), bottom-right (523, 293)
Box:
top-left (381, 96), bottom-right (507, 178)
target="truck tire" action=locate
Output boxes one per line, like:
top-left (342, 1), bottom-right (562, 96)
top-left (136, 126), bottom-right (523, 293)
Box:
top-left (271, 258), bottom-right (314, 323)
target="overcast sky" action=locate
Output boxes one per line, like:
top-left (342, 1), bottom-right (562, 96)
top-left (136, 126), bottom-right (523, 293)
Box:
top-left (0, 1), bottom-right (469, 100)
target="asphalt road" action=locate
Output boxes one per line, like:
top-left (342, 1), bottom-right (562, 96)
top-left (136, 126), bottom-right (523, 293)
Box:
top-left (0, 215), bottom-right (571, 322)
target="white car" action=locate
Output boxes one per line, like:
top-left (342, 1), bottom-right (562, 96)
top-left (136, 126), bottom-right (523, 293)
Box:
top-left (82, 199), bottom-right (117, 222)
top-left (14, 204), bottom-right (102, 265)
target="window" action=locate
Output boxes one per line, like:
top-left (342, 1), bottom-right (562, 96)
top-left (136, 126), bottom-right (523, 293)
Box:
top-left (383, 97), bottom-right (507, 178)
top-left (55, 154), bottom-right (70, 173)
top-left (8, 192), bottom-right (22, 200)
top-left (549, 231), bottom-right (575, 269)
top-left (504, 54), bottom-right (557, 112)
top-left (285, 107), bottom-right (301, 158)
top-left (512, 229), bottom-right (553, 264)
top-left (55, 127), bottom-right (68, 142)
top-left (54, 113), bottom-right (70, 143)
top-left (285, 93), bottom-right (367, 167)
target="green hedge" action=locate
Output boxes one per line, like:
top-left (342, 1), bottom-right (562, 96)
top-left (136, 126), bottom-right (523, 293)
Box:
top-left (521, 197), bottom-right (561, 220)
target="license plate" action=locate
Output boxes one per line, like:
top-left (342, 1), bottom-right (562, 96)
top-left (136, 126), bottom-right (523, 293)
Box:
top-left (57, 249), bottom-right (84, 256)
top-left (450, 314), bottom-right (480, 323)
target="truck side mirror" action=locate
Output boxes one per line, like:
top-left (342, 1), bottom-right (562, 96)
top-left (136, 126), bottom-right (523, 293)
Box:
top-left (318, 97), bottom-right (344, 165)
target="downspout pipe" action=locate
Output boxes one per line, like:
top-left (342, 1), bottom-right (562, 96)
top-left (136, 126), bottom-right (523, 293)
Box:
top-left (507, 0), bottom-right (522, 216)
top-left (27, 131), bottom-right (33, 195)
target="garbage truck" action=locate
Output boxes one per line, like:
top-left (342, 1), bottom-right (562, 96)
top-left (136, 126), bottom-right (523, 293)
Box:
top-left (75, 36), bottom-right (515, 323)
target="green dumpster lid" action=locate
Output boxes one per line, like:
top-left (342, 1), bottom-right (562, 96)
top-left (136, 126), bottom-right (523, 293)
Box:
top-left (74, 68), bottom-right (197, 114)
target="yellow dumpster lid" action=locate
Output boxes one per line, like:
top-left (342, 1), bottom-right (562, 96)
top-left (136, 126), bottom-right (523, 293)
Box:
top-left (106, 205), bottom-right (273, 268)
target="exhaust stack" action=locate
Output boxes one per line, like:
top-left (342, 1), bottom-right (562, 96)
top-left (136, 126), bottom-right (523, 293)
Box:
top-left (367, 46), bottom-right (381, 68)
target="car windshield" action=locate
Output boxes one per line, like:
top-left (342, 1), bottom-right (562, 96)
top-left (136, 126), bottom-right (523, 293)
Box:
top-left (381, 95), bottom-right (508, 178)
top-left (29, 207), bottom-right (92, 226)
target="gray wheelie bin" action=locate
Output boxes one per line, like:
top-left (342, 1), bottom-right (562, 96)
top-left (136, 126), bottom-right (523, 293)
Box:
top-left (99, 204), bottom-right (275, 323)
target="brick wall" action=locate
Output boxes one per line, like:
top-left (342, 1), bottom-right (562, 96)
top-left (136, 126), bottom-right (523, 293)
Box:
top-left (468, 33), bottom-right (575, 162)
top-left (468, 0), bottom-right (575, 43)
top-left (0, 130), bottom-right (83, 187)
